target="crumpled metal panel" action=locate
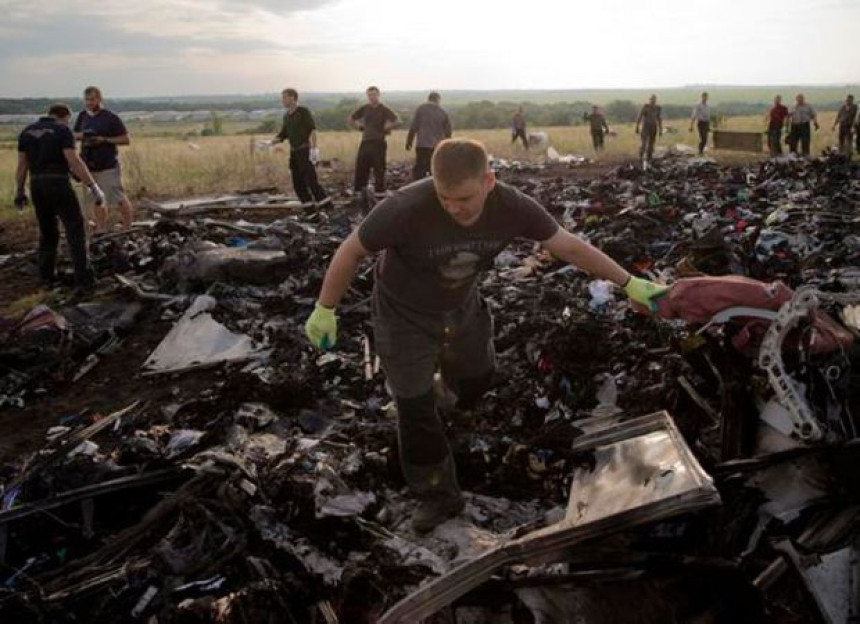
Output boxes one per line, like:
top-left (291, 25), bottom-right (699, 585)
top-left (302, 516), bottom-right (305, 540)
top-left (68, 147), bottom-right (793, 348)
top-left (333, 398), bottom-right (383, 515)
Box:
top-left (379, 411), bottom-right (720, 624)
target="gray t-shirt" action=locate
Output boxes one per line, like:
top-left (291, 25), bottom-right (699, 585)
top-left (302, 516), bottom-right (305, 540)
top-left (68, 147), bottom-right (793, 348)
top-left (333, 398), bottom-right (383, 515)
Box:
top-left (410, 102), bottom-right (452, 149)
top-left (359, 179), bottom-right (560, 312)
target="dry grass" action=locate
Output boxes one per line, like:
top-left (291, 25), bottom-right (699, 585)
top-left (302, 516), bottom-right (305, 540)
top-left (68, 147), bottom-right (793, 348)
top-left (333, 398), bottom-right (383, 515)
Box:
top-left (0, 113), bottom-right (846, 218)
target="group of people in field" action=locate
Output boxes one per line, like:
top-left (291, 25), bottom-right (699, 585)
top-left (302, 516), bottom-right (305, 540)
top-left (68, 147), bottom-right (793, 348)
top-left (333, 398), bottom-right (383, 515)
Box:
top-left (12, 85), bottom-right (860, 291)
top-left (513, 91), bottom-right (860, 161)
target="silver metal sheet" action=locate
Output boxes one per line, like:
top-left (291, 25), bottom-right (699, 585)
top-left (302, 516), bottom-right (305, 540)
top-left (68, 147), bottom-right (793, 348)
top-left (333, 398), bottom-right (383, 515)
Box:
top-left (379, 411), bottom-right (720, 624)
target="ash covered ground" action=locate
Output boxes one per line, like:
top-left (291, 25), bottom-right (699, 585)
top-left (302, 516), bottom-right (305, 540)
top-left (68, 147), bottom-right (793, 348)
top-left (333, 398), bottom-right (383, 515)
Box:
top-left (0, 154), bottom-right (858, 623)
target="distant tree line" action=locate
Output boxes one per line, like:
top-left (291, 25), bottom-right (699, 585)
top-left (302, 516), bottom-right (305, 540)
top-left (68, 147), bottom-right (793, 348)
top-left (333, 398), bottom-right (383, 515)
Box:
top-left (2, 96), bottom-right (848, 131)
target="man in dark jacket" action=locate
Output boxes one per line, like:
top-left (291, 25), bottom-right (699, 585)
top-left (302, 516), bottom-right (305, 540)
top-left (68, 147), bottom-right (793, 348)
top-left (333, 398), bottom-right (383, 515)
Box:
top-left (273, 88), bottom-right (331, 211)
top-left (406, 92), bottom-right (452, 180)
top-left (16, 104), bottom-right (105, 288)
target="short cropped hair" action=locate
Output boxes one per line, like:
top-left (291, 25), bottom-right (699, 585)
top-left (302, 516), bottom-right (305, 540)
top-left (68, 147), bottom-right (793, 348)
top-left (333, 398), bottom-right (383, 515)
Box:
top-left (432, 139), bottom-right (489, 186)
top-left (366, 86), bottom-right (380, 94)
top-left (48, 103), bottom-right (72, 118)
top-left (84, 86), bottom-right (102, 98)
top-left (282, 88), bottom-right (298, 99)
top-left (428, 92), bottom-right (441, 103)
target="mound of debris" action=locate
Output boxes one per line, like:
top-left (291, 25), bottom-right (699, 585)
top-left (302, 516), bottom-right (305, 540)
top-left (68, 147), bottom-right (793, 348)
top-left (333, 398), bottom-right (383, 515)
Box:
top-left (0, 154), bottom-right (858, 623)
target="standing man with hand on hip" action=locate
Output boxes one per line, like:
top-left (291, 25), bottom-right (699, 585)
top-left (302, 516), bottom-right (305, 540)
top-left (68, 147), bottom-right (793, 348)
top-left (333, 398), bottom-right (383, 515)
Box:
top-left (585, 105), bottom-right (610, 153)
top-left (15, 104), bottom-right (105, 289)
top-left (765, 95), bottom-right (789, 157)
top-left (787, 93), bottom-right (818, 157)
top-left (73, 86), bottom-right (133, 233)
top-left (636, 94), bottom-right (662, 164)
top-left (832, 94), bottom-right (857, 157)
top-left (304, 138), bottom-right (669, 533)
top-left (406, 92), bottom-right (452, 180)
top-left (689, 92), bottom-right (711, 156)
top-left (273, 88), bottom-right (331, 211)
top-left (349, 86), bottom-right (401, 213)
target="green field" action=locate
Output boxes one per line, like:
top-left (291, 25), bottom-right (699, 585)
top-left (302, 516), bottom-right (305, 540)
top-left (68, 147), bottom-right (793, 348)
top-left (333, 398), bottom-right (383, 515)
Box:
top-left (0, 112), bottom-right (848, 219)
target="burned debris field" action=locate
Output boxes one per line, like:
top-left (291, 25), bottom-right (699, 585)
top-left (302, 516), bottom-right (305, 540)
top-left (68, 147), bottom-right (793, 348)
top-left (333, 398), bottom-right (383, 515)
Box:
top-left (1, 154), bottom-right (859, 623)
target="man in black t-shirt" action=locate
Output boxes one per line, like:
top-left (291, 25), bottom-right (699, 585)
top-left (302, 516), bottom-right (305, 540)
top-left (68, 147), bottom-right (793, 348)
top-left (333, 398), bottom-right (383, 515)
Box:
top-left (273, 88), bottom-right (330, 210)
top-left (304, 139), bottom-right (669, 533)
top-left (635, 94), bottom-right (662, 163)
top-left (348, 86), bottom-right (401, 212)
top-left (585, 105), bottom-right (610, 153)
top-left (16, 104), bottom-right (105, 288)
top-left (73, 86), bottom-right (133, 233)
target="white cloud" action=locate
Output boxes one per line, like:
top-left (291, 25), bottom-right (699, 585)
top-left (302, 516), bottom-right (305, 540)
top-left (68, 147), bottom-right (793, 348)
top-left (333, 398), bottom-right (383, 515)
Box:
top-left (0, 0), bottom-right (857, 96)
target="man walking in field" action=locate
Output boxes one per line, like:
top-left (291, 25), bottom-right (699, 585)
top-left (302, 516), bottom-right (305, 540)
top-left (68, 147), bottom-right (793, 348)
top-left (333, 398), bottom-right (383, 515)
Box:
top-left (511, 107), bottom-right (528, 150)
top-left (765, 95), bottom-right (790, 157)
top-left (273, 88), bottom-right (331, 211)
top-left (406, 92), bottom-right (452, 180)
top-left (73, 86), bottom-right (133, 233)
top-left (584, 105), bottom-right (610, 153)
top-left (689, 92), bottom-right (711, 156)
top-left (787, 93), bottom-right (818, 157)
top-left (832, 94), bottom-right (857, 157)
top-left (635, 94), bottom-right (662, 163)
top-left (15, 104), bottom-right (105, 289)
top-left (349, 86), bottom-right (401, 213)
top-left (303, 138), bottom-right (669, 533)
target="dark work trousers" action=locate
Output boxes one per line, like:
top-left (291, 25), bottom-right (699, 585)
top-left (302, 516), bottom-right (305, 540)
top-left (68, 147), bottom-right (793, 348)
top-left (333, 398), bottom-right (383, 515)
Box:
top-left (354, 139), bottom-right (387, 193)
top-left (30, 175), bottom-right (90, 285)
top-left (789, 122), bottom-right (811, 156)
top-left (591, 129), bottom-right (605, 152)
top-left (412, 147), bottom-right (434, 181)
top-left (512, 129), bottom-right (528, 149)
top-left (767, 127), bottom-right (784, 156)
top-left (640, 125), bottom-right (658, 160)
top-left (697, 121), bottom-right (710, 155)
top-left (289, 147), bottom-right (328, 204)
top-left (373, 287), bottom-right (495, 473)
top-left (855, 126), bottom-right (860, 154)
top-left (837, 126), bottom-right (854, 156)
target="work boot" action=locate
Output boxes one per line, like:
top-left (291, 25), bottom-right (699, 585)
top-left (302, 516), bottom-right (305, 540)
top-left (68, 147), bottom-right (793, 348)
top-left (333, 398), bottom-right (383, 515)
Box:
top-left (403, 455), bottom-right (465, 534)
top-left (412, 492), bottom-right (465, 534)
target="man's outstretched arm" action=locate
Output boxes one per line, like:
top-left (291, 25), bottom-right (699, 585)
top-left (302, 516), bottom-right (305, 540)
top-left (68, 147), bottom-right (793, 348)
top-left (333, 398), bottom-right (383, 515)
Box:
top-left (542, 228), bottom-right (668, 310)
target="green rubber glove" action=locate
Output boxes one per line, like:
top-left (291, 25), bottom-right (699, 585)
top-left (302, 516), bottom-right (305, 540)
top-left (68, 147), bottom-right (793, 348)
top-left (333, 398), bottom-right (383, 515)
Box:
top-left (623, 276), bottom-right (670, 312)
top-left (305, 303), bottom-right (337, 350)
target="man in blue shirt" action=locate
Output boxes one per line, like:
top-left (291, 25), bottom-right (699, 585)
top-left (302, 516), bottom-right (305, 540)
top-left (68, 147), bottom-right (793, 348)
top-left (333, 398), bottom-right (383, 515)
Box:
top-left (16, 104), bottom-right (105, 288)
top-left (73, 86), bottom-right (133, 233)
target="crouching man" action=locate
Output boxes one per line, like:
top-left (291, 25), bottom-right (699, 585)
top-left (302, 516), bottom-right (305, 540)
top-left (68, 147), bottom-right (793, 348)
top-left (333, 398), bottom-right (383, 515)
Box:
top-left (15, 104), bottom-right (105, 289)
top-left (304, 139), bottom-right (667, 533)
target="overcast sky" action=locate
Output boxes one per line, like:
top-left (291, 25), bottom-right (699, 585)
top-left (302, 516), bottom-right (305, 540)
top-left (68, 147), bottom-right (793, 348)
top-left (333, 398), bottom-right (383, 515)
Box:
top-left (1, 0), bottom-right (858, 98)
